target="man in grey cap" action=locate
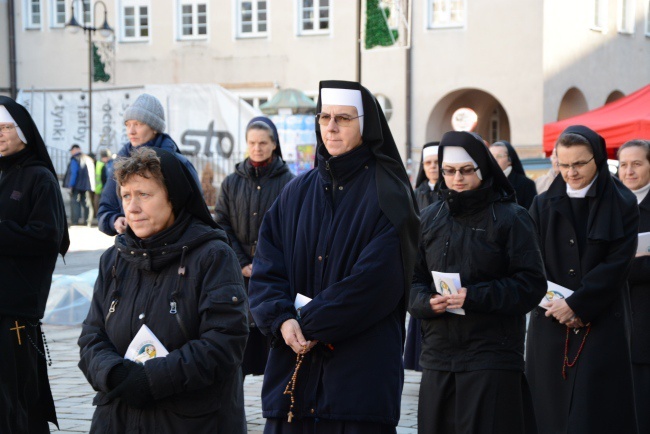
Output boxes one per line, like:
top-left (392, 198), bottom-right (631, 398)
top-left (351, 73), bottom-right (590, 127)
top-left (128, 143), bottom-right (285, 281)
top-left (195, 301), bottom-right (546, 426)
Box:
top-left (97, 93), bottom-right (201, 236)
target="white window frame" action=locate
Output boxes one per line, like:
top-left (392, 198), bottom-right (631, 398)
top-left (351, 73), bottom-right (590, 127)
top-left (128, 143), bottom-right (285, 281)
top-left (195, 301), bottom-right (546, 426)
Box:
top-left (618, 0), bottom-right (636, 33)
top-left (177, 0), bottom-right (209, 40)
top-left (646, 0), bottom-right (650, 36)
top-left (239, 93), bottom-right (272, 110)
top-left (73, 0), bottom-right (94, 27)
top-left (427, 0), bottom-right (466, 29)
top-left (236, 0), bottom-right (269, 38)
top-left (298, 0), bottom-right (330, 35)
top-left (120, 0), bottom-right (151, 42)
top-left (50, 0), bottom-right (67, 28)
top-left (591, 0), bottom-right (609, 32)
top-left (25, 0), bottom-right (42, 29)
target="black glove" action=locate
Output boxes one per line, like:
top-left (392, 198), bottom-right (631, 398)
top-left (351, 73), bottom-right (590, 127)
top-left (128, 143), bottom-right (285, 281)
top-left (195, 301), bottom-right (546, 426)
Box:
top-left (105, 359), bottom-right (154, 409)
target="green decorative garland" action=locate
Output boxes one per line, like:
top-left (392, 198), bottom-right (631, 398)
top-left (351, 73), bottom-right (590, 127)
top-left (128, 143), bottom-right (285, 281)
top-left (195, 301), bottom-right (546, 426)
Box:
top-left (365, 0), bottom-right (399, 49)
top-left (93, 43), bottom-right (110, 83)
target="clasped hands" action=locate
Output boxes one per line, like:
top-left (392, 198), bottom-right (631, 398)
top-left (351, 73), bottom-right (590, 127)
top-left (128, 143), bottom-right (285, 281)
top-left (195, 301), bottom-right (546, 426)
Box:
top-left (543, 298), bottom-right (585, 328)
top-left (429, 288), bottom-right (467, 314)
top-left (280, 319), bottom-right (318, 354)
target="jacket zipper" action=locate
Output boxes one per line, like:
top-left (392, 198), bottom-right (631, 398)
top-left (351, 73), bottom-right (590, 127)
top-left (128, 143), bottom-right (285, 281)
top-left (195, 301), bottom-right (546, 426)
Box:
top-left (105, 298), bottom-right (119, 323)
top-left (170, 300), bottom-right (190, 341)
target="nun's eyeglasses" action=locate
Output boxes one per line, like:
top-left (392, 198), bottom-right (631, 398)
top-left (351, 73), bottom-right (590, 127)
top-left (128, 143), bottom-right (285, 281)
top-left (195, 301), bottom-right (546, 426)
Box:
top-left (0, 124), bottom-right (17, 133)
top-left (316, 113), bottom-right (364, 127)
top-left (556, 156), bottom-right (594, 171)
top-left (441, 166), bottom-right (479, 176)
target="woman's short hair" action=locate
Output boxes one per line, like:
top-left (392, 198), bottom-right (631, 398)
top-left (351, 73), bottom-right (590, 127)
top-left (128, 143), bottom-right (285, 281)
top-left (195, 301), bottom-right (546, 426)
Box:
top-left (113, 147), bottom-right (166, 189)
top-left (617, 139), bottom-right (650, 163)
top-left (246, 121), bottom-right (276, 144)
top-left (556, 132), bottom-right (592, 149)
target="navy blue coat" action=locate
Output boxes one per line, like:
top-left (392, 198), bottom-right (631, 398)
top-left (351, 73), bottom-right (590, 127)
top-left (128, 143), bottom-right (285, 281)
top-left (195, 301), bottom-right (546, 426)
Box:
top-left (249, 144), bottom-right (406, 425)
top-left (97, 134), bottom-right (201, 236)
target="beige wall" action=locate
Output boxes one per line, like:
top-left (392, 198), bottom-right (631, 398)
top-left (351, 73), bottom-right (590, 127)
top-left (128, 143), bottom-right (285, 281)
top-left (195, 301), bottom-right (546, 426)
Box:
top-left (7, 0), bottom-right (650, 161)
top-left (0, 0), bottom-right (11, 94)
top-left (543, 0), bottom-right (650, 123)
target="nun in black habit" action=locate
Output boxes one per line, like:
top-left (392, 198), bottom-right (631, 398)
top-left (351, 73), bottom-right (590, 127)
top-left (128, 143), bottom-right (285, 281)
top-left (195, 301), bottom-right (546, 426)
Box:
top-left (249, 80), bottom-right (419, 433)
top-left (0, 96), bottom-right (69, 433)
top-left (409, 131), bottom-right (546, 434)
top-left (489, 140), bottom-right (537, 209)
top-left (525, 126), bottom-right (639, 434)
top-left (404, 141), bottom-right (440, 372)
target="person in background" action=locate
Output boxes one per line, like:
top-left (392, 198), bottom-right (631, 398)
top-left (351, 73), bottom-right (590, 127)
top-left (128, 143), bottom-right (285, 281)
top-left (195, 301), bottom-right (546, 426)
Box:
top-left (215, 116), bottom-right (294, 378)
top-left (93, 148), bottom-right (113, 222)
top-left (78, 147), bottom-right (248, 433)
top-left (526, 126), bottom-right (639, 434)
top-left (404, 141), bottom-right (440, 373)
top-left (489, 140), bottom-right (537, 209)
top-left (0, 96), bottom-right (69, 433)
top-left (97, 93), bottom-right (201, 236)
top-left (410, 131), bottom-right (545, 434)
top-left (64, 144), bottom-right (95, 226)
top-left (535, 147), bottom-right (558, 194)
top-left (618, 139), bottom-right (650, 434)
top-left (249, 80), bottom-right (419, 433)
top-left (201, 163), bottom-right (218, 212)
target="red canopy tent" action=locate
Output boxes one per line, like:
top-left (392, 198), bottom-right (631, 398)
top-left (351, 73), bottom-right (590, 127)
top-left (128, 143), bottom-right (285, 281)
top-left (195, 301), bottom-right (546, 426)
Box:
top-left (543, 84), bottom-right (650, 158)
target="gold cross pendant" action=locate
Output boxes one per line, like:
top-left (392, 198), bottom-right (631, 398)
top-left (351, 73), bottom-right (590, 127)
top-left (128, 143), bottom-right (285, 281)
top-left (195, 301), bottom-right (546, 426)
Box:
top-left (10, 321), bottom-right (25, 345)
top-left (287, 411), bottom-right (293, 423)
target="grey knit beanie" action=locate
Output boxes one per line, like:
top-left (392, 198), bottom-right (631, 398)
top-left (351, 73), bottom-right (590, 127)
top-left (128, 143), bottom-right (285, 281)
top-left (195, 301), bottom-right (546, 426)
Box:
top-left (124, 94), bottom-right (166, 133)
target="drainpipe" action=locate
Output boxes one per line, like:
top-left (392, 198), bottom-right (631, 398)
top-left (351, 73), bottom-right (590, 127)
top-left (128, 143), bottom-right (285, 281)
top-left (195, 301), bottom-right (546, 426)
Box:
top-left (356, 0), bottom-right (362, 83)
top-left (8, 0), bottom-right (18, 98)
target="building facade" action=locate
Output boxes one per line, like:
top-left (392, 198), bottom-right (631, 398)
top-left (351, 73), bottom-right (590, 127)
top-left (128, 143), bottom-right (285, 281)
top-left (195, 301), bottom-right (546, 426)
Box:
top-left (1, 0), bottom-right (649, 163)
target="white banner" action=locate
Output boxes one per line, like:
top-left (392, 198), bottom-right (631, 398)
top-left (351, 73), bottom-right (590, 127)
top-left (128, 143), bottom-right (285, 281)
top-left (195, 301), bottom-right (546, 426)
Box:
top-left (17, 83), bottom-right (260, 160)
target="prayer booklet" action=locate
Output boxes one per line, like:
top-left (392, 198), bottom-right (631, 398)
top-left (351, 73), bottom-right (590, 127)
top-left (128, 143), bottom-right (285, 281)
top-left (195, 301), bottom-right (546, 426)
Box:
top-left (431, 271), bottom-right (465, 315)
top-left (638, 232), bottom-right (650, 255)
top-left (125, 324), bottom-right (169, 364)
top-left (294, 293), bottom-right (312, 315)
top-left (539, 281), bottom-right (574, 309)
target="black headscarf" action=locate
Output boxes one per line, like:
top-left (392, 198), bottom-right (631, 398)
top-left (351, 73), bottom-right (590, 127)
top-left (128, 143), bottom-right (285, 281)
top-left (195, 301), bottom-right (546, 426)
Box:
top-left (152, 148), bottom-right (221, 230)
top-left (315, 80), bottom-right (420, 316)
top-left (492, 140), bottom-right (526, 175)
top-left (547, 125), bottom-right (633, 241)
top-left (0, 96), bottom-right (70, 256)
top-left (415, 141), bottom-right (440, 187)
top-left (246, 116), bottom-right (283, 158)
top-left (435, 131), bottom-right (516, 215)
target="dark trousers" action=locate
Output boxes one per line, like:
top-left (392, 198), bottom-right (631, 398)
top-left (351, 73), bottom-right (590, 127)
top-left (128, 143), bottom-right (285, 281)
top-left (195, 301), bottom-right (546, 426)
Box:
top-left (70, 189), bottom-right (93, 225)
top-left (264, 418), bottom-right (396, 434)
top-left (418, 369), bottom-right (537, 434)
top-left (633, 363), bottom-right (650, 434)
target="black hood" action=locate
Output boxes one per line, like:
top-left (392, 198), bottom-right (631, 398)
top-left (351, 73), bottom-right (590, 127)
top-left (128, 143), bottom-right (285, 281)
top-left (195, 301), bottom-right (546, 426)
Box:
top-left (0, 96), bottom-right (69, 256)
top-left (315, 80), bottom-right (420, 319)
top-left (247, 116), bottom-right (283, 158)
top-left (436, 131), bottom-right (516, 201)
top-left (415, 141), bottom-right (440, 187)
top-left (493, 140), bottom-right (526, 176)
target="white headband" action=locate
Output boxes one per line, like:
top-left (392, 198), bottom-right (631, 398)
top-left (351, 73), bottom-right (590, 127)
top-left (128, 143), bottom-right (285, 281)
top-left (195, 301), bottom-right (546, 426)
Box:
top-left (422, 146), bottom-right (439, 159)
top-left (320, 88), bottom-right (364, 134)
top-left (442, 146), bottom-right (482, 180)
top-left (0, 105), bottom-right (27, 144)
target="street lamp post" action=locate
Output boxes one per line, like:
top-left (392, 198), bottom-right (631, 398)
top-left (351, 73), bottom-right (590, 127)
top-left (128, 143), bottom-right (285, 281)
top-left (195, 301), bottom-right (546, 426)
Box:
top-left (65, 0), bottom-right (113, 155)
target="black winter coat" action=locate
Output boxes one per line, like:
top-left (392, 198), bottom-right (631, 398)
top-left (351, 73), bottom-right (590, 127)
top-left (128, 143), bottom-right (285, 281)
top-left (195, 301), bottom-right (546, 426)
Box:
top-left (0, 149), bottom-right (67, 319)
top-left (215, 157), bottom-right (294, 268)
top-left (629, 192), bottom-right (650, 364)
top-left (414, 181), bottom-right (439, 212)
top-left (508, 171), bottom-right (537, 209)
top-left (78, 216), bottom-right (249, 434)
top-left (409, 188), bottom-right (546, 372)
top-left (525, 178), bottom-right (639, 434)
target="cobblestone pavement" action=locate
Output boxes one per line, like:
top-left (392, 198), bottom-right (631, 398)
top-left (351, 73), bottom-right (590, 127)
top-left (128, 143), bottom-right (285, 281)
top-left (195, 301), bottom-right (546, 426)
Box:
top-left (45, 324), bottom-right (421, 433)
top-left (46, 227), bottom-right (422, 433)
